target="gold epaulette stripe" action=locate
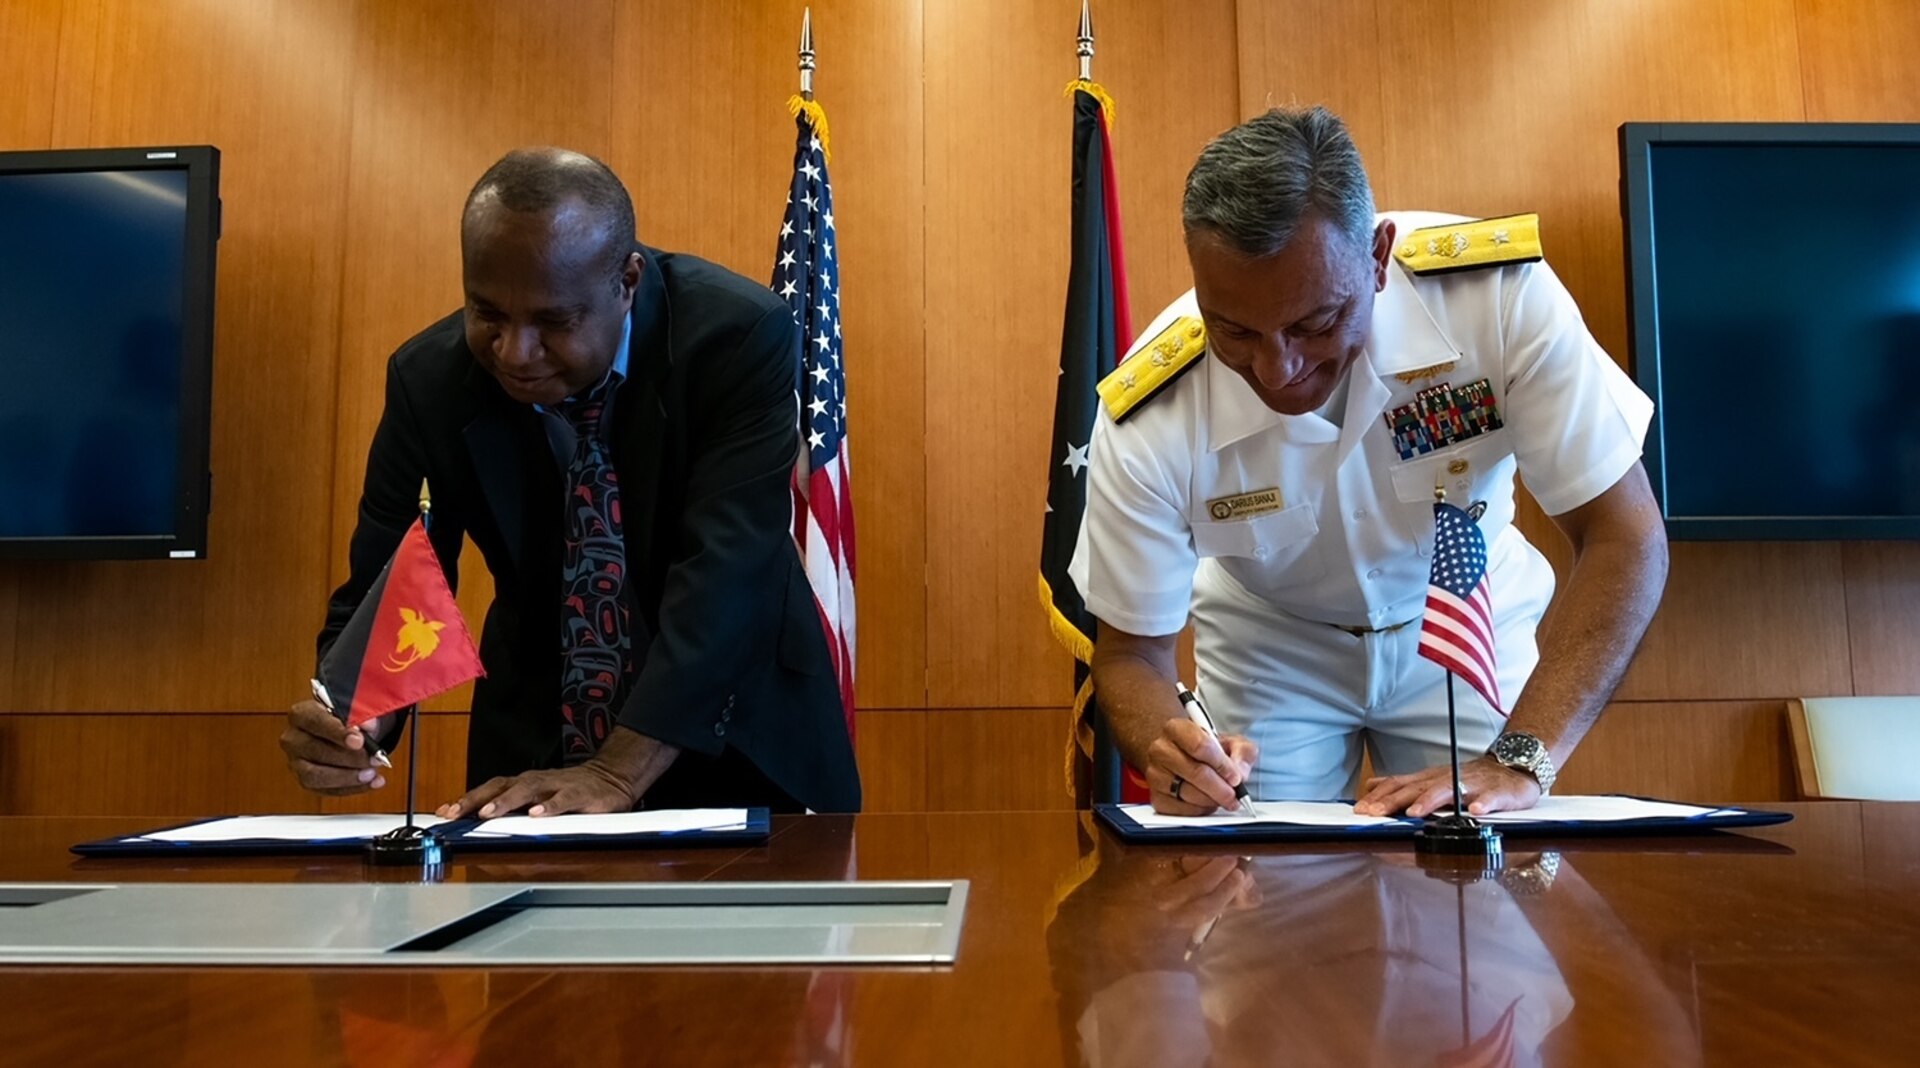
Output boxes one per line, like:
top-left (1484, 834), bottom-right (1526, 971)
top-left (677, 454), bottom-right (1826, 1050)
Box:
top-left (1098, 316), bottom-right (1207, 423)
top-left (1393, 213), bottom-right (1542, 275)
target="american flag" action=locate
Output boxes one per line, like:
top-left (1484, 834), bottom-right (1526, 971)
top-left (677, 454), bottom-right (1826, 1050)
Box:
top-left (1418, 500), bottom-right (1504, 714)
top-left (773, 106), bottom-right (855, 735)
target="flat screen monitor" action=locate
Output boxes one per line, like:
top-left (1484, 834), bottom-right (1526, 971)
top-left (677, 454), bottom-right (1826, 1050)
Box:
top-left (0, 145), bottom-right (219, 558)
top-left (1620, 123), bottom-right (1920, 540)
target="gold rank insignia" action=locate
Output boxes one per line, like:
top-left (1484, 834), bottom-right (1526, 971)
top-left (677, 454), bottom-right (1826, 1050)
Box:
top-left (1393, 360), bottom-right (1456, 385)
top-left (1393, 213), bottom-right (1542, 275)
top-left (1098, 315), bottom-right (1207, 423)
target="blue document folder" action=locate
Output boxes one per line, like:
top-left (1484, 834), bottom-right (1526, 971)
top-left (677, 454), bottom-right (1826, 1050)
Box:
top-left (71, 808), bottom-right (772, 858)
top-left (1095, 795), bottom-right (1792, 845)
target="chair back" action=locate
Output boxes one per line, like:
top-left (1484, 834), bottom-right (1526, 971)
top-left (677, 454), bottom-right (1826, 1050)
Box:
top-left (1788, 696), bottom-right (1920, 801)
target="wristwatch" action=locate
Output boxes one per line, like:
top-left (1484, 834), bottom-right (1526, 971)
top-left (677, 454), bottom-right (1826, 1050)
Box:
top-left (1489, 731), bottom-right (1557, 793)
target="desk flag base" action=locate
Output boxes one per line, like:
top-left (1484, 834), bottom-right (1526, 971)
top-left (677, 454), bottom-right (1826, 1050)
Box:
top-left (1415, 812), bottom-right (1505, 860)
top-left (365, 823), bottom-right (444, 878)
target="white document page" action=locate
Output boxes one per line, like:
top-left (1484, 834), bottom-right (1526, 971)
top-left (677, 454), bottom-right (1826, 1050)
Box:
top-left (135, 814), bottom-right (448, 843)
top-left (1120, 801), bottom-right (1403, 829)
top-left (1473, 795), bottom-right (1722, 823)
top-left (460, 808), bottom-right (750, 838)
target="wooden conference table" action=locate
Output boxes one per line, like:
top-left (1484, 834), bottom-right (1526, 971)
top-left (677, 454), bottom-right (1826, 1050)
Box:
top-left (0, 804), bottom-right (1915, 1066)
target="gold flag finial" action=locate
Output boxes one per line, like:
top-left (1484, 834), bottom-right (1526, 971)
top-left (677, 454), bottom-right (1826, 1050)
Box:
top-left (418, 478), bottom-right (432, 514)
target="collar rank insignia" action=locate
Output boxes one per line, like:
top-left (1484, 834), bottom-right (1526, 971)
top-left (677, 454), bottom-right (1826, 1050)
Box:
top-left (1099, 316), bottom-right (1207, 423)
top-left (1393, 213), bottom-right (1543, 276)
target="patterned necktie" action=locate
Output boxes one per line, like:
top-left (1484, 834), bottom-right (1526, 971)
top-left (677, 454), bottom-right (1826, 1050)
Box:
top-left (558, 383), bottom-right (631, 764)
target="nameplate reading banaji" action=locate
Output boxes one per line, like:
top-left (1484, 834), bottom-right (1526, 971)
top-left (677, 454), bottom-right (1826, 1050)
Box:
top-left (1206, 488), bottom-right (1283, 522)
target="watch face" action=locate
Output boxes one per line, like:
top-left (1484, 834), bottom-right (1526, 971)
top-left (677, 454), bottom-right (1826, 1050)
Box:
top-left (1495, 733), bottom-right (1537, 765)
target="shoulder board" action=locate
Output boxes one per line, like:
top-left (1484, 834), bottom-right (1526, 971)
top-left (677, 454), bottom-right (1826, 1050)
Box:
top-left (1393, 213), bottom-right (1542, 275)
top-left (1098, 316), bottom-right (1207, 423)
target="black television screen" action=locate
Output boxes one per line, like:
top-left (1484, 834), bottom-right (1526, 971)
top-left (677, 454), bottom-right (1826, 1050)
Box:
top-left (1622, 123), bottom-right (1920, 540)
top-left (0, 146), bottom-right (219, 559)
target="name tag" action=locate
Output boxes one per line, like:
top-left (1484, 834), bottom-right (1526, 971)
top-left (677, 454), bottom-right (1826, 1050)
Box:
top-left (1205, 488), bottom-right (1283, 522)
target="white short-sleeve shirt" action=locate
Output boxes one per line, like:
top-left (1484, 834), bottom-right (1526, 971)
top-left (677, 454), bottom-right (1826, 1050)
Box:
top-left (1069, 211), bottom-right (1654, 638)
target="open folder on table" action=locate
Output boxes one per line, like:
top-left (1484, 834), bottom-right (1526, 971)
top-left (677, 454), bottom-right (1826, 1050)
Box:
top-left (72, 808), bottom-right (769, 858)
top-left (1098, 794), bottom-right (1792, 844)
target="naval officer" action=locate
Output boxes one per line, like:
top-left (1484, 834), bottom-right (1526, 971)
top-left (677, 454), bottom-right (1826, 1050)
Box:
top-left (1071, 106), bottom-right (1668, 817)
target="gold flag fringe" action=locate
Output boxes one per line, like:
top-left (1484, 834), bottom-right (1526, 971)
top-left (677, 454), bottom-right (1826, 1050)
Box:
top-left (786, 95), bottom-right (832, 161)
top-left (1063, 79), bottom-right (1117, 128)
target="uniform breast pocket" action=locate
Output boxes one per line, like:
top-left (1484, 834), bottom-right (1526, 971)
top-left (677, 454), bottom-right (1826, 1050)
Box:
top-left (1388, 431), bottom-right (1512, 505)
top-left (1190, 503), bottom-right (1319, 561)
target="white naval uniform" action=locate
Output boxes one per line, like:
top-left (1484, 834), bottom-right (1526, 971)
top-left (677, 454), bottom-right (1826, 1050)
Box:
top-left (1068, 212), bottom-right (1654, 800)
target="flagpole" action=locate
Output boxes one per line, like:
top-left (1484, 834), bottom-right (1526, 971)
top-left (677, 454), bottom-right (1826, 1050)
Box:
top-left (404, 478), bottom-right (431, 832)
top-left (364, 479), bottom-right (445, 877)
top-left (1415, 484), bottom-right (1501, 860)
top-left (1447, 672), bottom-right (1464, 817)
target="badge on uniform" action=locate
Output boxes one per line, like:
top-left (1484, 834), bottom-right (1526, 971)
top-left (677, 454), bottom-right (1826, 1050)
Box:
top-left (1205, 488), bottom-right (1283, 521)
top-left (1383, 378), bottom-right (1504, 461)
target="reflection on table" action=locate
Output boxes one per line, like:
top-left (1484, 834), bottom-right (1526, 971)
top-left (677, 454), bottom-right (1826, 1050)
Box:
top-left (1048, 845), bottom-right (1699, 1067)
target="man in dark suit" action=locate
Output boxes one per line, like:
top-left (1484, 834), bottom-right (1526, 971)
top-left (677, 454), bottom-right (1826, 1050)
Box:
top-left (279, 147), bottom-right (859, 815)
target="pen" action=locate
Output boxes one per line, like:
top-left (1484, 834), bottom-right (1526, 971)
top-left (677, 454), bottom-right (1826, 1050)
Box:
top-left (1175, 682), bottom-right (1256, 817)
top-left (311, 678), bottom-right (393, 769)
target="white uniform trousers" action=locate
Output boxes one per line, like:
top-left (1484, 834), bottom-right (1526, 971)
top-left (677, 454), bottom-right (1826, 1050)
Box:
top-left (1191, 530), bottom-right (1555, 801)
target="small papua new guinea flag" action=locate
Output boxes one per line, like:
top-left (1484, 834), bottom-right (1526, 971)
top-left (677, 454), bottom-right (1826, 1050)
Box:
top-left (315, 516), bottom-right (483, 729)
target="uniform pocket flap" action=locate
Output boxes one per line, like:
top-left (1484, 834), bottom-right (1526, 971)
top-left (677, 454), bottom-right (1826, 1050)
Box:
top-left (1191, 502), bottom-right (1319, 559)
top-left (1388, 433), bottom-right (1509, 505)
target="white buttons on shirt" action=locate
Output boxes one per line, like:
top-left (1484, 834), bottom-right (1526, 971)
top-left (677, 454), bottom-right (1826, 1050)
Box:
top-left (1366, 568), bottom-right (1383, 580)
top-left (1352, 509), bottom-right (1368, 520)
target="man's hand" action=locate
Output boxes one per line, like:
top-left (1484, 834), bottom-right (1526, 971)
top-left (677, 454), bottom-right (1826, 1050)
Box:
top-left (1354, 754), bottom-right (1540, 817)
top-left (436, 726), bottom-right (681, 819)
top-left (436, 762), bottom-right (635, 820)
top-left (1146, 718), bottom-right (1258, 815)
top-left (280, 700), bottom-right (393, 796)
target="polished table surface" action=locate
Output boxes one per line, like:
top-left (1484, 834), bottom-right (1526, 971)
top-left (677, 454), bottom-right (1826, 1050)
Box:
top-left (1, 804), bottom-right (1916, 1066)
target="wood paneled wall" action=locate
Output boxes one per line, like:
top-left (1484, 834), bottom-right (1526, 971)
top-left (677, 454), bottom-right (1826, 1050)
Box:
top-left (0, 0), bottom-right (1916, 817)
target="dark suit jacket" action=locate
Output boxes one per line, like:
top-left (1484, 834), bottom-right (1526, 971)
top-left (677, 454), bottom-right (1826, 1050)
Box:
top-left (319, 244), bottom-right (860, 813)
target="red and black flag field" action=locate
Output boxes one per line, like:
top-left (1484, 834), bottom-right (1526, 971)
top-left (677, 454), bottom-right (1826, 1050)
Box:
top-left (315, 516), bottom-right (483, 729)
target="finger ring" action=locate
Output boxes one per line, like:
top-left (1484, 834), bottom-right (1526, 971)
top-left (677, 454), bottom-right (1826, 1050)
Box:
top-left (1170, 776), bottom-right (1185, 801)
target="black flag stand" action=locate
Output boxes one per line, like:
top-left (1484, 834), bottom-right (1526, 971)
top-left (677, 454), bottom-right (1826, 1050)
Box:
top-left (365, 480), bottom-right (447, 878)
top-left (1415, 485), bottom-right (1502, 860)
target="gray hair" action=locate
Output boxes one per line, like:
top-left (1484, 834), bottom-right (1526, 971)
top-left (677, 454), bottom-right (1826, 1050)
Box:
top-left (1182, 106), bottom-right (1376, 257)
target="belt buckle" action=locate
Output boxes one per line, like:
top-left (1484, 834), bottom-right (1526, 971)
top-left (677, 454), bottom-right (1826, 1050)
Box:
top-left (1335, 619), bottom-right (1410, 637)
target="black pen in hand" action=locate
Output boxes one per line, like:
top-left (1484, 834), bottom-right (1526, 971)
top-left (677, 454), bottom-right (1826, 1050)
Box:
top-left (1175, 682), bottom-right (1255, 817)
top-left (311, 677), bottom-right (393, 769)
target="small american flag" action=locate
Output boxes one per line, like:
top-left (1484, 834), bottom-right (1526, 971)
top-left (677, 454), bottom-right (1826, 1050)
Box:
top-left (1418, 500), bottom-right (1504, 714)
top-left (773, 104), bottom-right (855, 734)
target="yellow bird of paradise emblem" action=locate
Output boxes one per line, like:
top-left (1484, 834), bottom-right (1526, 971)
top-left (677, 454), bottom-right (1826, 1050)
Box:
top-left (383, 607), bottom-right (446, 673)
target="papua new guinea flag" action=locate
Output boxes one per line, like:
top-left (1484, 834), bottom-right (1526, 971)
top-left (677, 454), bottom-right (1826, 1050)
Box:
top-left (315, 516), bottom-right (483, 729)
